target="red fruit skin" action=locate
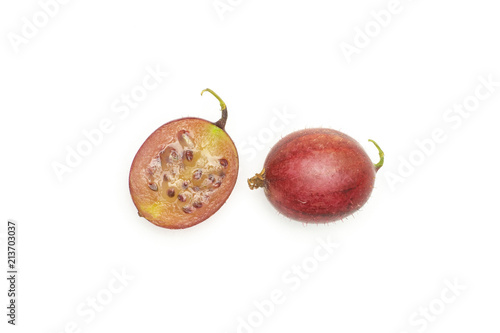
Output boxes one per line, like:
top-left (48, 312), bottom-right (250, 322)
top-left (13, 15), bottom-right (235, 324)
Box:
top-left (263, 128), bottom-right (376, 223)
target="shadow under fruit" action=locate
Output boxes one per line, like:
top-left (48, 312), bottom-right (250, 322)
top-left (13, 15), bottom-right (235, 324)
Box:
top-left (129, 89), bottom-right (238, 229)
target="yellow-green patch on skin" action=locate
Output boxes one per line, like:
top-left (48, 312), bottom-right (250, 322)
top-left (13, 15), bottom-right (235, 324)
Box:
top-left (199, 124), bottom-right (229, 150)
top-left (209, 123), bottom-right (225, 137)
top-left (141, 201), bottom-right (163, 220)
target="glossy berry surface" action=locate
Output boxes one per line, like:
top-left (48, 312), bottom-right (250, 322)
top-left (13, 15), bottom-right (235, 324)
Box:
top-left (248, 128), bottom-right (383, 223)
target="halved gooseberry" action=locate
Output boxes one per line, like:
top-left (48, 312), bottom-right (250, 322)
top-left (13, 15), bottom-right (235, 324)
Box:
top-left (129, 89), bottom-right (238, 229)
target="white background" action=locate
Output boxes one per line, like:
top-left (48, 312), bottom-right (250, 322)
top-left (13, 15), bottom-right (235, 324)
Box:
top-left (1, 0), bottom-right (499, 332)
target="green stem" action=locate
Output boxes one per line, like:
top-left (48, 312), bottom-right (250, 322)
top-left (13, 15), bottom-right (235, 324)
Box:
top-left (368, 139), bottom-right (384, 172)
top-left (201, 88), bottom-right (228, 130)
